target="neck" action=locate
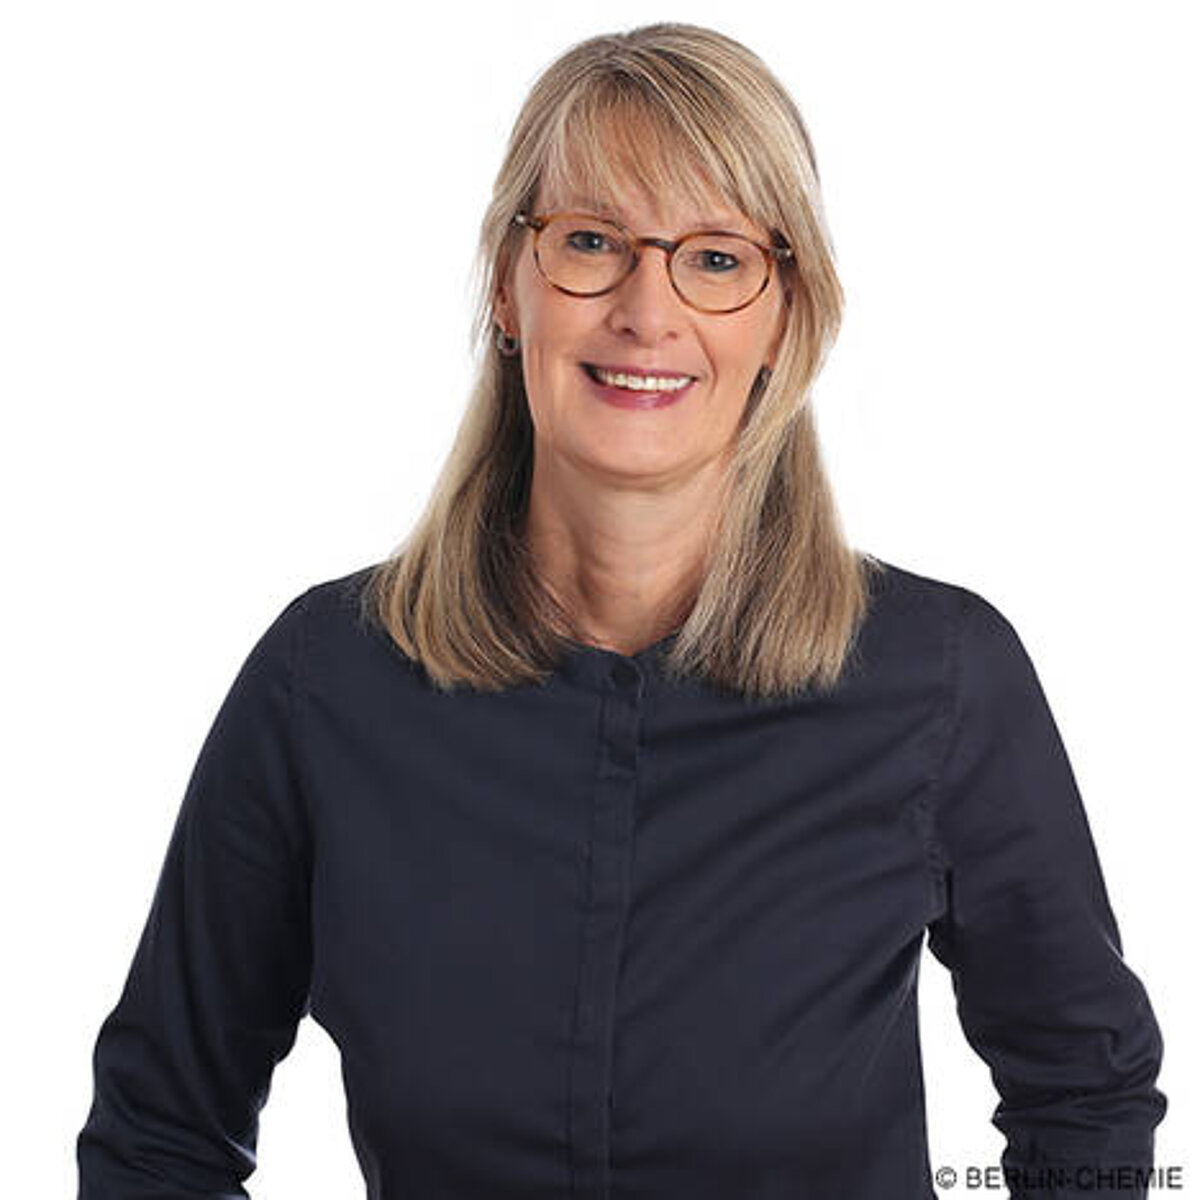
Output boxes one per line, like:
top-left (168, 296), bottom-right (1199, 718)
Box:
top-left (523, 449), bottom-right (728, 657)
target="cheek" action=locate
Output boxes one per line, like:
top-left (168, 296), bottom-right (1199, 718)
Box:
top-left (518, 293), bottom-right (578, 354)
top-left (737, 310), bottom-right (783, 374)
top-left (520, 353), bottom-right (579, 436)
top-left (709, 330), bottom-right (765, 387)
top-left (521, 342), bottom-right (567, 396)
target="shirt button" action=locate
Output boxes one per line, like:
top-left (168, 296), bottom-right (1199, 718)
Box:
top-left (610, 659), bottom-right (640, 688)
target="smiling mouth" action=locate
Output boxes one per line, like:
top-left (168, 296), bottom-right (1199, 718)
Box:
top-left (581, 363), bottom-right (698, 386)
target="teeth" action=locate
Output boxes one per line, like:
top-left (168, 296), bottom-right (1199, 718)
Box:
top-left (593, 366), bottom-right (692, 392)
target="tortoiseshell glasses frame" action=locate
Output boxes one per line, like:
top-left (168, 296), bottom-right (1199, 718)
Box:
top-left (511, 210), bottom-right (795, 315)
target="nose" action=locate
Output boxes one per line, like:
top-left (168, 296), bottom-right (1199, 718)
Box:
top-left (604, 244), bottom-right (686, 342)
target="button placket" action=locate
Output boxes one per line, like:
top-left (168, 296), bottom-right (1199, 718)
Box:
top-left (568, 655), bottom-right (645, 1198)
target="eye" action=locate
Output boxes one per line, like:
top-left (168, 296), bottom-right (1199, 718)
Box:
top-left (682, 247), bottom-right (742, 274)
top-left (565, 229), bottom-right (620, 254)
top-left (697, 249), bottom-right (740, 273)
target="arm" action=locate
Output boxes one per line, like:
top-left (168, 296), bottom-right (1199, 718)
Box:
top-left (76, 589), bottom-right (315, 1198)
top-left (926, 587), bottom-right (1167, 1198)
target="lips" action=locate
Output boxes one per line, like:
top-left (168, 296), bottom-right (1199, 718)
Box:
top-left (582, 362), bottom-right (697, 382)
top-left (580, 362), bottom-right (697, 411)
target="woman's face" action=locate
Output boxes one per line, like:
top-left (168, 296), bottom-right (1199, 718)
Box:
top-left (494, 180), bottom-right (789, 488)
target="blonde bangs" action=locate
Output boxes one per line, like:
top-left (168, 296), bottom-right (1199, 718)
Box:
top-left (539, 83), bottom-right (740, 228)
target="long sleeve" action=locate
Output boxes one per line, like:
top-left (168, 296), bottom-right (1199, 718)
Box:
top-left (926, 588), bottom-right (1167, 1198)
top-left (77, 589), bottom-right (316, 1198)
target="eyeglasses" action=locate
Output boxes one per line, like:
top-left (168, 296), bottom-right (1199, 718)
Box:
top-left (512, 210), bottom-right (793, 315)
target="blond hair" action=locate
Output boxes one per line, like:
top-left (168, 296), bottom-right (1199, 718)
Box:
top-left (360, 21), bottom-right (886, 700)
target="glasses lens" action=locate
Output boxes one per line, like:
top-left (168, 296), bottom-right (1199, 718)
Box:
top-left (535, 214), bottom-right (771, 312)
top-left (671, 234), bottom-right (769, 312)
top-left (537, 215), bottom-right (631, 295)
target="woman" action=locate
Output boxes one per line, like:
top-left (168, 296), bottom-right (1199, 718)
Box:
top-left (77, 22), bottom-right (1167, 1199)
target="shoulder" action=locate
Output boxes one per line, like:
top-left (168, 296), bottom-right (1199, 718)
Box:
top-left (274, 560), bottom-right (419, 690)
top-left (863, 553), bottom-right (982, 617)
top-left (850, 554), bottom-right (1033, 704)
top-left (863, 554), bottom-right (1022, 641)
top-left (292, 560), bottom-right (381, 621)
top-left (267, 560), bottom-right (382, 630)
top-left (857, 552), bottom-right (1004, 642)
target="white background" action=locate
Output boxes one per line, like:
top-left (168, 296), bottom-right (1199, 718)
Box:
top-left (3, 2), bottom-right (1195, 1195)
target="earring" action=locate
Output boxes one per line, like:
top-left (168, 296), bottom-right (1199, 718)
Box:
top-left (496, 327), bottom-right (520, 357)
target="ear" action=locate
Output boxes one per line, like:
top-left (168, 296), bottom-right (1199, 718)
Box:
top-left (493, 241), bottom-right (523, 339)
top-left (493, 285), bottom-right (515, 340)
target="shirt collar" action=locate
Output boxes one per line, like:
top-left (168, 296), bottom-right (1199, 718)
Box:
top-left (555, 630), bottom-right (681, 691)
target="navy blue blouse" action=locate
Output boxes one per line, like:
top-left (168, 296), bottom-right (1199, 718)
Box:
top-left (76, 558), bottom-right (1167, 1198)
